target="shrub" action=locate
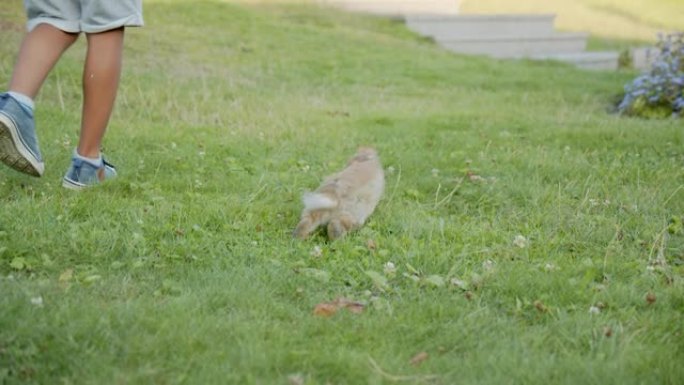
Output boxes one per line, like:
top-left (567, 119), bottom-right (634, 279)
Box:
top-left (618, 32), bottom-right (684, 118)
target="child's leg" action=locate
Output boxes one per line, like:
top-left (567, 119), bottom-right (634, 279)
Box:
top-left (77, 28), bottom-right (125, 159)
top-left (9, 24), bottom-right (78, 98)
top-left (1, 24), bottom-right (77, 176)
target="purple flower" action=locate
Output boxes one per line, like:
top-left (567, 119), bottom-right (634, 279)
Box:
top-left (619, 32), bottom-right (684, 116)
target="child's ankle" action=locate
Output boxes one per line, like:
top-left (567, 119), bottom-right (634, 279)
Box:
top-left (7, 91), bottom-right (35, 114)
top-left (74, 149), bottom-right (102, 165)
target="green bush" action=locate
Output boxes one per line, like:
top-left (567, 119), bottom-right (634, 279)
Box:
top-left (618, 33), bottom-right (684, 118)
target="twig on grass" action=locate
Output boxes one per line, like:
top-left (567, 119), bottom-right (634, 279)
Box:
top-left (433, 176), bottom-right (464, 210)
top-left (662, 184), bottom-right (683, 207)
top-left (386, 166), bottom-right (402, 205)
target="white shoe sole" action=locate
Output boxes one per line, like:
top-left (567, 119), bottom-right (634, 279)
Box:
top-left (0, 113), bottom-right (44, 177)
top-left (62, 177), bottom-right (87, 191)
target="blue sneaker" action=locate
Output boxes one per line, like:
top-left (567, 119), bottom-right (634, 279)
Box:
top-left (62, 155), bottom-right (117, 190)
top-left (0, 92), bottom-right (44, 176)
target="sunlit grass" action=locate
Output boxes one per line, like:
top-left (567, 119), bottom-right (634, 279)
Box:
top-left (1, 1), bottom-right (683, 384)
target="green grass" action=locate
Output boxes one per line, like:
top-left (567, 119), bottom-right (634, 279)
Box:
top-left (1, 0), bottom-right (684, 384)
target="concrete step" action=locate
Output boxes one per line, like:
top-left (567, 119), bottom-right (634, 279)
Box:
top-left (630, 46), bottom-right (657, 70)
top-left (439, 32), bottom-right (589, 58)
top-left (406, 14), bottom-right (557, 39)
top-left (526, 51), bottom-right (620, 70)
top-left (320, 0), bottom-right (460, 17)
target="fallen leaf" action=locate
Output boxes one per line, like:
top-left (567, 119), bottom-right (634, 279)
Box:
top-left (313, 297), bottom-right (366, 317)
top-left (345, 303), bottom-right (365, 314)
top-left (533, 300), bottom-right (547, 313)
top-left (409, 351), bottom-right (429, 366)
top-left (467, 171), bottom-right (485, 182)
top-left (646, 292), bottom-right (656, 305)
top-left (335, 297), bottom-right (365, 314)
top-left (313, 303), bottom-right (338, 317)
top-left (366, 239), bottom-right (377, 250)
top-left (603, 326), bottom-right (613, 337)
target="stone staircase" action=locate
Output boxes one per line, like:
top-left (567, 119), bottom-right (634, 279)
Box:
top-left (320, 1), bottom-right (620, 70)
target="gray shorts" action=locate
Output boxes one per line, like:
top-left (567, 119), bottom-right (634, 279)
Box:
top-left (25, 0), bottom-right (144, 33)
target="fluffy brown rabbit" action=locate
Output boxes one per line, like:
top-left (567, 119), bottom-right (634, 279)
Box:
top-left (293, 147), bottom-right (384, 240)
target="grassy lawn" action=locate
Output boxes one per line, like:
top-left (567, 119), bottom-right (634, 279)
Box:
top-left (1, 0), bottom-right (683, 384)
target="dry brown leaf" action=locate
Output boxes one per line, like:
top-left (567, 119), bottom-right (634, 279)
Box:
top-left (646, 292), bottom-right (656, 305)
top-left (345, 302), bottom-right (365, 314)
top-left (467, 171), bottom-right (485, 182)
top-left (366, 239), bottom-right (377, 250)
top-left (409, 351), bottom-right (429, 366)
top-left (533, 300), bottom-right (547, 313)
top-left (313, 297), bottom-right (365, 317)
top-left (603, 326), bottom-right (613, 337)
top-left (336, 297), bottom-right (365, 314)
top-left (313, 303), bottom-right (339, 317)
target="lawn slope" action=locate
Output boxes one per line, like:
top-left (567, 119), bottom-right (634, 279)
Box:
top-left (1, 1), bottom-right (683, 384)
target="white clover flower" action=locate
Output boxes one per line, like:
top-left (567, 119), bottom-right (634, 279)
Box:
top-left (30, 296), bottom-right (44, 307)
top-left (310, 245), bottom-right (323, 258)
top-left (384, 261), bottom-right (397, 276)
top-left (450, 278), bottom-right (467, 290)
top-left (589, 306), bottom-right (601, 315)
top-left (513, 235), bottom-right (528, 248)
